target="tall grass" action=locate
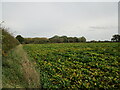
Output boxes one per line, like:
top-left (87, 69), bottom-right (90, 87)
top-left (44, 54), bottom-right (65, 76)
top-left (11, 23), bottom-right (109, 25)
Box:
top-left (1, 28), bottom-right (40, 88)
top-left (2, 29), bottom-right (19, 56)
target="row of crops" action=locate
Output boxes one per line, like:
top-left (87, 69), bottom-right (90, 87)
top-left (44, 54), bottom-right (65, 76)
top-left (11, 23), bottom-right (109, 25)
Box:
top-left (23, 43), bottom-right (120, 89)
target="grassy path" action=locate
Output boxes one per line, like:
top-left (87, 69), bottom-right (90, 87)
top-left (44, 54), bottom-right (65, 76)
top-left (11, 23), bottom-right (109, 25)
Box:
top-left (2, 44), bottom-right (40, 88)
top-left (14, 44), bottom-right (40, 88)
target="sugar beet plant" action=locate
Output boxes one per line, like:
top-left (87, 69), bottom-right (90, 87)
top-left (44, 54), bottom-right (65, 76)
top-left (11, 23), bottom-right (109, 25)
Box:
top-left (23, 43), bottom-right (120, 89)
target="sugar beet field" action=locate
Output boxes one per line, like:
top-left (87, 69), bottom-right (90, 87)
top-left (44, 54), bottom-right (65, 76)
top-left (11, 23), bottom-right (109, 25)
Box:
top-left (23, 43), bottom-right (119, 89)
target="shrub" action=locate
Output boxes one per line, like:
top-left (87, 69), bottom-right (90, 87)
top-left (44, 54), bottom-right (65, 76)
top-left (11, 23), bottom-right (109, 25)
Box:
top-left (2, 29), bottom-right (20, 56)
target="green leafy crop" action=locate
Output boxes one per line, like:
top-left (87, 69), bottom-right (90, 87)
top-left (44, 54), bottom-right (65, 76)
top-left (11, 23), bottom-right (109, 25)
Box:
top-left (23, 43), bottom-right (120, 89)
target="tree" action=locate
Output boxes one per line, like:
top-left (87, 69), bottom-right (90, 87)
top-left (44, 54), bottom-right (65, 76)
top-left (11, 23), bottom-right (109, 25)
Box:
top-left (111, 34), bottom-right (120, 42)
top-left (49, 35), bottom-right (61, 43)
top-left (16, 35), bottom-right (24, 44)
top-left (74, 37), bottom-right (79, 42)
top-left (67, 37), bottom-right (75, 43)
top-left (60, 36), bottom-right (68, 43)
top-left (78, 36), bottom-right (86, 42)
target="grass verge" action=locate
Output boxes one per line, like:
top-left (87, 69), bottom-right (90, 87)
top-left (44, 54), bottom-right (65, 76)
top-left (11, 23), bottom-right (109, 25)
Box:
top-left (2, 45), bottom-right (40, 88)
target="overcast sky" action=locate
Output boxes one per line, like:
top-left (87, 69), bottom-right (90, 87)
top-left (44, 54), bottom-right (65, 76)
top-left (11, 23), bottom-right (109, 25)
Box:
top-left (2, 2), bottom-right (118, 41)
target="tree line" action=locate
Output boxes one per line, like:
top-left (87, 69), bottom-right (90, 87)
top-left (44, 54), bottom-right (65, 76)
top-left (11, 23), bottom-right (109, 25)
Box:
top-left (16, 34), bottom-right (120, 44)
top-left (16, 35), bottom-right (86, 44)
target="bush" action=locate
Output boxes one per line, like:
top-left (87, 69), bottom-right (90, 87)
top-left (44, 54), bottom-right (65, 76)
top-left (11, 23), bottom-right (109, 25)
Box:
top-left (2, 29), bottom-right (20, 56)
top-left (16, 35), bottom-right (24, 44)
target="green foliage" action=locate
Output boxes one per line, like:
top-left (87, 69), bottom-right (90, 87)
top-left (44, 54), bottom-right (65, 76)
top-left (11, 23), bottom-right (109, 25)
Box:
top-left (2, 29), bottom-right (19, 56)
top-left (1, 29), bottom-right (40, 88)
top-left (49, 35), bottom-right (63, 43)
top-left (2, 45), bottom-right (40, 88)
top-left (24, 38), bottom-right (49, 44)
top-left (2, 49), bottom-right (28, 88)
top-left (49, 35), bottom-right (85, 43)
top-left (111, 34), bottom-right (120, 42)
top-left (23, 35), bottom-right (87, 44)
top-left (23, 43), bottom-right (119, 89)
top-left (78, 36), bottom-right (86, 42)
top-left (16, 35), bottom-right (24, 44)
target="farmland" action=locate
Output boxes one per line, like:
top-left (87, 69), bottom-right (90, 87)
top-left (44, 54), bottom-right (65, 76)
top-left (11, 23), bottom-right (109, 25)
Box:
top-left (23, 43), bottom-right (119, 89)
